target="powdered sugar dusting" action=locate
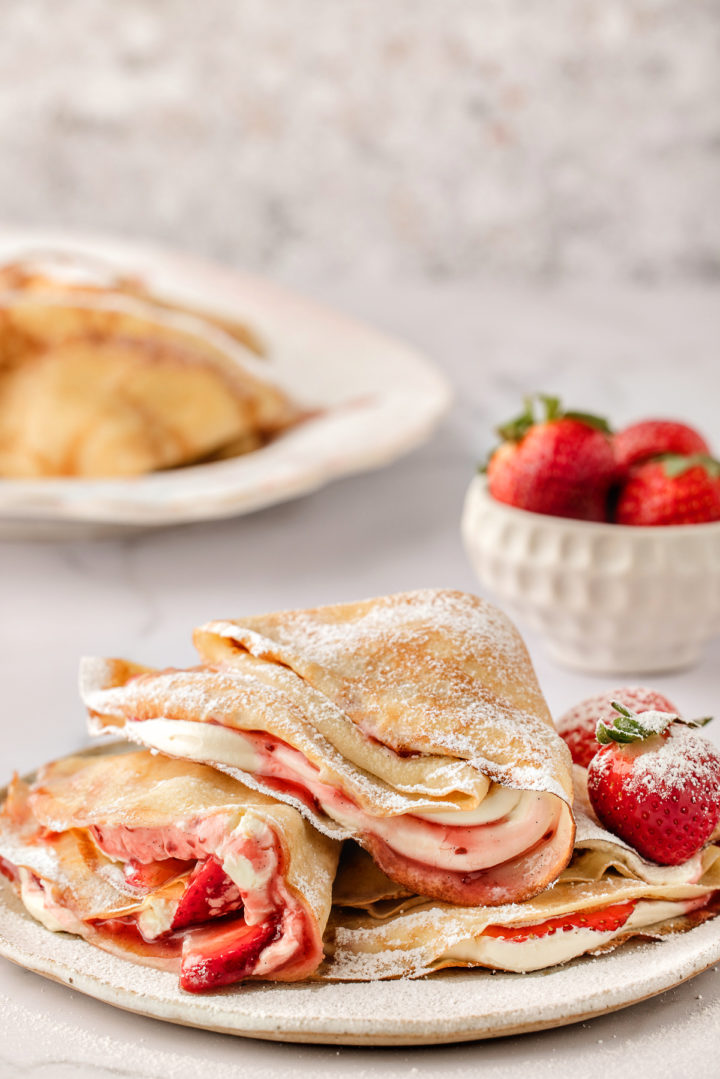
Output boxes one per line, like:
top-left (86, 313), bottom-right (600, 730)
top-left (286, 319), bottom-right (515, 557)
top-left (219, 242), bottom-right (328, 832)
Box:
top-left (196, 589), bottom-right (574, 805)
top-left (590, 726), bottom-right (720, 801)
top-left (571, 766), bottom-right (710, 885)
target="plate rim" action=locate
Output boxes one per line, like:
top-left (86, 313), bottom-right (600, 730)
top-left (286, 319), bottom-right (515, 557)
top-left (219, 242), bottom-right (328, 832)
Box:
top-left (2, 886), bottom-right (719, 1046)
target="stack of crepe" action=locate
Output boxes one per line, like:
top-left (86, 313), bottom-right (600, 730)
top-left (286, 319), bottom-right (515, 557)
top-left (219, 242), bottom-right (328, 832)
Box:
top-left (0, 252), bottom-right (298, 477)
top-left (1, 590), bottom-right (717, 994)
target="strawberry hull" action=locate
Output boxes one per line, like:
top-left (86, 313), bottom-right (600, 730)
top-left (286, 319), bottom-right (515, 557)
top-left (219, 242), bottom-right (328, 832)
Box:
top-left (557, 688), bottom-right (679, 768)
top-left (587, 715), bottom-right (720, 866)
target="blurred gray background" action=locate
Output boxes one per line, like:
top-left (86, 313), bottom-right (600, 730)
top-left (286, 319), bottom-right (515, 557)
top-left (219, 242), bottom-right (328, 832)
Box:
top-left (2, 0), bottom-right (719, 283)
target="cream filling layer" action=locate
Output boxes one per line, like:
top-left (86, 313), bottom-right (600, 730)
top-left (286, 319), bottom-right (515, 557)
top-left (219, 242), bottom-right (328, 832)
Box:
top-left (124, 719), bottom-right (559, 874)
top-left (442, 898), bottom-right (694, 972)
top-left (14, 814), bottom-right (310, 978)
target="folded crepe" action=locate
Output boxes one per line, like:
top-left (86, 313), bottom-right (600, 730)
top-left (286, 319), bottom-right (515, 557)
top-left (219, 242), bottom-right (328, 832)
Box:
top-left (0, 276), bottom-right (297, 477)
top-left (0, 251), bottom-right (266, 356)
top-left (81, 589), bottom-right (575, 907)
top-left (323, 768), bottom-right (720, 978)
top-left (0, 748), bottom-right (339, 992)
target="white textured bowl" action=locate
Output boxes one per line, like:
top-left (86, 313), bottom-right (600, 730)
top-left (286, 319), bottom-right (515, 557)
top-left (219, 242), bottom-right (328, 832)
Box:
top-left (462, 475), bottom-right (720, 674)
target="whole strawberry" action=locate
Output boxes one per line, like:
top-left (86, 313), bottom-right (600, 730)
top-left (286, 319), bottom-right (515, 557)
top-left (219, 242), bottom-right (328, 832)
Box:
top-left (487, 395), bottom-right (615, 521)
top-left (615, 454), bottom-right (720, 525)
top-left (614, 420), bottom-right (711, 480)
top-left (587, 703), bottom-right (720, 865)
top-left (557, 686), bottom-right (679, 767)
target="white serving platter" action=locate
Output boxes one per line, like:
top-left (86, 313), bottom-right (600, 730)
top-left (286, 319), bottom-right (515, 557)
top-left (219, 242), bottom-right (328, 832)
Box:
top-left (0, 230), bottom-right (452, 538)
top-left (1, 871), bottom-right (719, 1045)
top-left (2, 747), bottom-right (719, 1046)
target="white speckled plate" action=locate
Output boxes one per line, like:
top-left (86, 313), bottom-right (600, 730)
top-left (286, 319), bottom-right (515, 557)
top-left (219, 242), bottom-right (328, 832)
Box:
top-left (1, 878), bottom-right (719, 1045)
top-left (1, 753), bottom-right (719, 1050)
top-left (0, 230), bottom-right (452, 539)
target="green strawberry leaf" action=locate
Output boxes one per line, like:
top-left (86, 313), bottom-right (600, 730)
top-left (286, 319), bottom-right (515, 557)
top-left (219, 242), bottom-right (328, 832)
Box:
top-left (496, 399), bottom-right (537, 443)
top-left (495, 394), bottom-right (613, 444)
top-left (596, 702), bottom-right (713, 745)
top-left (563, 410), bottom-right (613, 435)
top-left (659, 454), bottom-right (720, 479)
top-left (539, 394), bottom-right (563, 422)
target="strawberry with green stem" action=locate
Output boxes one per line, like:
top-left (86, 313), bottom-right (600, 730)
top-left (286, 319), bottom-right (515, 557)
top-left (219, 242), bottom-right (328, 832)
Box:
top-left (557, 687), bottom-right (679, 768)
top-left (615, 454), bottom-right (720, 525)
top-left (587, 702), bottom-right (720, 865)
top-left (486, 394), bottom-right (616, 521)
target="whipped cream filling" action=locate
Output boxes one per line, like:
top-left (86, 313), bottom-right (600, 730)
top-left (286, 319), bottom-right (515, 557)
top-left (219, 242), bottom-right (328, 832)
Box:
top-left (124, 718), bottom-right (560, 874)
top-left (443, 898), bottom-right (697, 972)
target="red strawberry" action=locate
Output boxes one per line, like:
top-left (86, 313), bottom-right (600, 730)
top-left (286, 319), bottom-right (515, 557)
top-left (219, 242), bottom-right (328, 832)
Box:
top-left (587, 703), bottom-right (720, 865)
top-left (180, 916), bottom-right (278, 992)
top-left (614, 420), bottom-right (711, 480)
top-left (171, 855), bottom-right (244, 931)
top-left (487, 395), bottom-right (615, 521)
top-left (557, 687), bottom-right (679, 767)
top-left (615, 455), bottom-right (720, 525)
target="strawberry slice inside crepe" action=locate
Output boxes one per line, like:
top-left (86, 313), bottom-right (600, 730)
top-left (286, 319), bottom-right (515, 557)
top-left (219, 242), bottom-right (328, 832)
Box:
top-left (322, 771), bottom-right (720, 980)
top-left (171, 855), bottom-right (244, 931)
top-left (0, 749), bottom-right (339, 992)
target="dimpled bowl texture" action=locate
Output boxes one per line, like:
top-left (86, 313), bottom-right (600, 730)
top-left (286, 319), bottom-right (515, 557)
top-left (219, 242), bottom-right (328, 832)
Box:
top-left (461, 476), bottom-right (720, 674)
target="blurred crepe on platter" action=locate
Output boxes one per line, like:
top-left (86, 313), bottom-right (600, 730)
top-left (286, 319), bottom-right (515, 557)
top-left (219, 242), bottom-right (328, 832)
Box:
top-left (0, 252), bottom-right (299, 478)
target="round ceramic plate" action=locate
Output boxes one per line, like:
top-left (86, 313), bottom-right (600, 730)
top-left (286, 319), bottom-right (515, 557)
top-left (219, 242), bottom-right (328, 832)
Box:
top-left (1, 874), bottom-right (719, 1045)
top-left (0, 230), bottom-right (452, 539)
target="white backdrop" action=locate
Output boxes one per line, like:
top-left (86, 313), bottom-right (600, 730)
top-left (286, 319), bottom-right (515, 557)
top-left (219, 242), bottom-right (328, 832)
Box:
top-left (1, 0), bottom-right (719, 282)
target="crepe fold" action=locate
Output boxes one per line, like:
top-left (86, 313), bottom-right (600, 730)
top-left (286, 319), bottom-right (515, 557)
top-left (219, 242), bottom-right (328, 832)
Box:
top-left (323, 772), bottom-right (720, 979)
top-left (0, 276), bottom-right (297, 477)
top-left (0, 748), bottom-right (339, 992)
top-left (81, 589), bottom-right (575, 907)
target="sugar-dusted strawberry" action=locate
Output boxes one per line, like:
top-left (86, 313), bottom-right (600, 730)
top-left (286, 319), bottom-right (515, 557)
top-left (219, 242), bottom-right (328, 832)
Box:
top-left (615, 455), bottom-right (720, 525)
top-left (557, 687), bottom-right (679, 767)
top-left (171, 855), bottom-right (244, 931)
top-left (587, 703), bottom-right (720, 865)
top-left (613, 420), bottom-right (711, 480)
top-left (486, 395), bottom-right (615, 521)
top-left (180, 916), bottom-right (278, 992)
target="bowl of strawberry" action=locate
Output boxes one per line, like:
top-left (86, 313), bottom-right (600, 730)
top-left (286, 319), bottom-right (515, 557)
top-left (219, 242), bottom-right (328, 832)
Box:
top-left (462, 396), bottom-right (720, 672)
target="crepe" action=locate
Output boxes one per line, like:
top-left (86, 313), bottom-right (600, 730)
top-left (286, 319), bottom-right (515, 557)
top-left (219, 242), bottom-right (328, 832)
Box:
top-left (81, 589), bottom-right (575, 907)
top-left (0, 251), bottom-right (266, 356)
top-left (322, 769), bottom-right (720, 978)
top-left (0, 748), bottom-right (339, 992)
top-left (0, 256), bottom-right (298, 477)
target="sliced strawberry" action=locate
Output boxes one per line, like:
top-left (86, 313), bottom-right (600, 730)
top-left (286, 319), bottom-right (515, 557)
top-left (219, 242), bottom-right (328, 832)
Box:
top-left (483, 900), bottom-right (636, 942)
top-left (180, 916), bottom-right (278, 992)
top-left (171, 855), bottom-right (244, 931)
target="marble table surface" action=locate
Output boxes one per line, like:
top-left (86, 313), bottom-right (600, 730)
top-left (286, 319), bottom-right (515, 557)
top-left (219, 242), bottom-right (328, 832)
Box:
top-left (1, 278), bottom-right (719, 1078)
